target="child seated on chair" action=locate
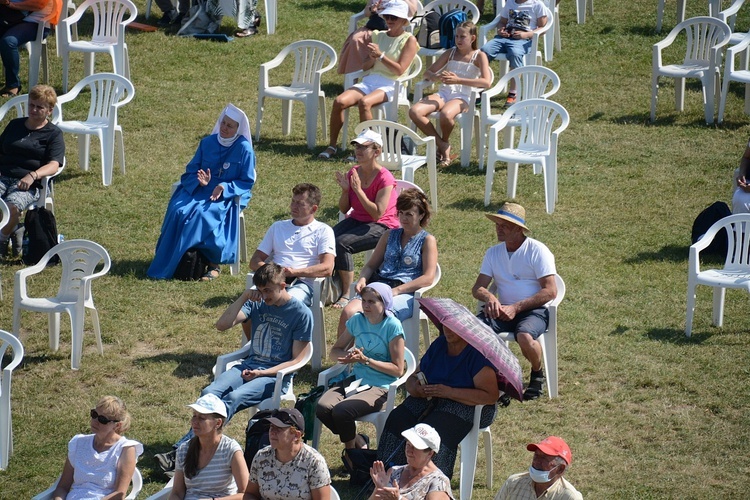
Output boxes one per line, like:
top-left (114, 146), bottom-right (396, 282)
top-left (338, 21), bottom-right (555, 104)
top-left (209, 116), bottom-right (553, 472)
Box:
top-left (409, 22), bottom-right (492, 167)
top-left (154, 264), bottom-right (312, 474)
top-left (479, 0), bottom-right (548, 107)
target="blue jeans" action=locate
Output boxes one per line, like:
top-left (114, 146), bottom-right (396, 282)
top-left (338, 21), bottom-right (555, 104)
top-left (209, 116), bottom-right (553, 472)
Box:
top-left (0, 22), bottom-right (44, 89)
top-left (288, 281), bottom-right (313, 307)
top-left (480, 36), bottom-right (532, 68)
top-left (173, 363), bottom-right (292, 448)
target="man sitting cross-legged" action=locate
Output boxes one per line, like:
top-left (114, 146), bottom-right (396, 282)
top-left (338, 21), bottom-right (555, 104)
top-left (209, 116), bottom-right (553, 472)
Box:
top-left (155, 263), bottom-right (313, 473)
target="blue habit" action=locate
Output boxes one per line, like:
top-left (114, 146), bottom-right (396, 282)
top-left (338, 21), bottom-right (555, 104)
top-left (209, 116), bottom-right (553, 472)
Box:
top-left (147, 134), bottom-right (256, 279)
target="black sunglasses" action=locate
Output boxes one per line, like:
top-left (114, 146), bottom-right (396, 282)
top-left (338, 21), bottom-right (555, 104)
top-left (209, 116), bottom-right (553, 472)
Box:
top-left (90, 409), bottom-right (120, 425)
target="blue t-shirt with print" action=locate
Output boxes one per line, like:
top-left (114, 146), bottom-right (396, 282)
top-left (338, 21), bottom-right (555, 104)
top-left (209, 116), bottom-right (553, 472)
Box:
top-left (240, 297), bottom-right (313, 370)
top-left (346, 313), bottom-right (404, 389)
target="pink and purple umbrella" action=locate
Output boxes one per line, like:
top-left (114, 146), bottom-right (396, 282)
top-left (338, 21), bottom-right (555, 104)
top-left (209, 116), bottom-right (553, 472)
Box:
top-left (417, 297), bottom-right (525, 401)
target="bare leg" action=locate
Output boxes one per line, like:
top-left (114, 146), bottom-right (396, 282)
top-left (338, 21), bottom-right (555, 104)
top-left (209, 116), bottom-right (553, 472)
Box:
top-left (436, 98), bottom-right (469, 160)
top-left (357, 89), bottom-right (388, 122)
top-left (338, 270), bottom-right (355, 302)
top-left (1, 205), bottom-right (20, 237)
top-left (329, 88), bottom-right (366, 148)
top-left (516, 332), bottom-right (543, 371)
top-left (337, 298), bottom-right (364, 337)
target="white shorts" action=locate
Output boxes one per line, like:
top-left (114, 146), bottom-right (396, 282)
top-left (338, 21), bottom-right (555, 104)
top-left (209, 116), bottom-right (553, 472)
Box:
top-left (352, 73), bottom-right (398, 101)
top-left (436, 87), bottom-right (471, 105)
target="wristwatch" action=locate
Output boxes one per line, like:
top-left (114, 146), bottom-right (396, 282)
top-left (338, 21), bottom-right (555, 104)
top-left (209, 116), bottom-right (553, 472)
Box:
top-left (365, 357), bottom-right (370, 366)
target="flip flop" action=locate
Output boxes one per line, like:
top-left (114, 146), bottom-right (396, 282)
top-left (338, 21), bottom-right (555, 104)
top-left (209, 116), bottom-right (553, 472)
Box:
top-left (318, 146), bottom-right (338, 160)
top-left (0, 86), bottom-right (20, 98)
top-left (331, 297), bottom-right (350, 309)
top-left (200, 266), bottom-right (220, 281)
top-left (234, 28), bottom-right (257, 37)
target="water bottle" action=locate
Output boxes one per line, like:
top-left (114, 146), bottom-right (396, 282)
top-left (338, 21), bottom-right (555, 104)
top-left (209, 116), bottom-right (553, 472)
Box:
top-left (58, 234), bottom-right (65, 244)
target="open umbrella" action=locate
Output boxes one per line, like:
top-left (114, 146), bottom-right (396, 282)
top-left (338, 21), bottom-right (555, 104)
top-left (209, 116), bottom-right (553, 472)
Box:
top-left (417, 297), bottom-right (524, 401)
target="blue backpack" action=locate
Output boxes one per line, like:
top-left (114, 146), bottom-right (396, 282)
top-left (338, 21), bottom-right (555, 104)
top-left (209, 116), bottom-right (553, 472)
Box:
top-left (439, 9), bottom-right (467, 49)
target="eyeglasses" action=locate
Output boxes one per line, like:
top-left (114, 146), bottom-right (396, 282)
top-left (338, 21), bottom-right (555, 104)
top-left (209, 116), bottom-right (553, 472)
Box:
top-left (90, 409), bottom-right (120, 425)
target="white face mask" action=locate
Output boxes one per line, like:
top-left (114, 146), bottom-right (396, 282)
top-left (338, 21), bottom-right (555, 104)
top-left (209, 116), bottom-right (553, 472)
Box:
top-left (529, 465), bottom-right (559, 483)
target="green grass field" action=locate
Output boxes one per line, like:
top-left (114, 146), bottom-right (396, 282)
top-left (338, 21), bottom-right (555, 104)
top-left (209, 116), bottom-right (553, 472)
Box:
top-left (1, 0), bottom-right (750, 497)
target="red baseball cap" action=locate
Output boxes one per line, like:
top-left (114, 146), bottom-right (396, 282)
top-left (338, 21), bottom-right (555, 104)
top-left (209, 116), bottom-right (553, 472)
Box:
top-left (527, 436), bottom-right (572, 465)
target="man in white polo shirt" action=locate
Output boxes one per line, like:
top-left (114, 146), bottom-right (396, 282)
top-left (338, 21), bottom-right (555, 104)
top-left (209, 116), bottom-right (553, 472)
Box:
top-left (472, 202), bottom-right (557, 400)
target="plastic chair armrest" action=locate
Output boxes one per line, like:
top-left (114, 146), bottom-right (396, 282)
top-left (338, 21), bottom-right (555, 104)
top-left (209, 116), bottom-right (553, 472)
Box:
top-left (316, 363), bottom-right (348, 387)
top-left (215, 343), bottom-right (254, 375)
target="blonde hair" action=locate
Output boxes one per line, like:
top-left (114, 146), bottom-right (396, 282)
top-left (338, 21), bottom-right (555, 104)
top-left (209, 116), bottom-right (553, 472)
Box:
top-left (95, 395), bottom-right (131, 433)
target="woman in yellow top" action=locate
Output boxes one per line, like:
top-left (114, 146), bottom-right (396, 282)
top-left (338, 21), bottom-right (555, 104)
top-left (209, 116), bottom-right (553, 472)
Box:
top-left (319, 0), bottom-right (417, 160)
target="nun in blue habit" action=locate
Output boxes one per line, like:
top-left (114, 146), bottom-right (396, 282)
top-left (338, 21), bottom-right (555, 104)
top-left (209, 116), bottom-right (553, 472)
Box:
top-left (148, 104), bottom-right (256, 280)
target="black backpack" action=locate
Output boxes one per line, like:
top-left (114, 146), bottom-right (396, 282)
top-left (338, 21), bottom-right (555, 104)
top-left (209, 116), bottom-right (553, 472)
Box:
top-left (23, 207), bottom-right (59, 266)
top-left (691, 201), bottom-right (732, 256)
top-left (173, 248), bottom-right (209, 281)
top-left (244, 409), bottom-right (274, 467)
top-left (417, 11), bottom-right (441, 48)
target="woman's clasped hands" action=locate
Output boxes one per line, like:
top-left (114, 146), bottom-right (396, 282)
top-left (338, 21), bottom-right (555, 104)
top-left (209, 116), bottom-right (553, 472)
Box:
top-left (339, 346), bottom-right (367, 364)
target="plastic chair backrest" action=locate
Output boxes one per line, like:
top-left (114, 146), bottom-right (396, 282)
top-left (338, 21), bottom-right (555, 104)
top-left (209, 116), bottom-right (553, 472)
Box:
top-left (48, 240), bottom-right (112, 302)
top-left (668, 16), bottom-right (732, 65)
top-left (695, 214), bottom-right (750, 271)
top-left (500, 99), bottom-right (569, 150)
top-left (0, 199), bottom-right (10, 233)
top-left (0, 94), bottom-right (62, 124)
top-left (355, 120), bottom-right (430, 171)
top-left (56, 73), bottom-right (134, 124)
top-left (421, 0), bottom-right (480, 23)
top-left (395, 179), bottom-right (423, 194)
top-left (71, 0), bottom-right (137, 44)
top-left (282, 40), bottom-right (338, 89)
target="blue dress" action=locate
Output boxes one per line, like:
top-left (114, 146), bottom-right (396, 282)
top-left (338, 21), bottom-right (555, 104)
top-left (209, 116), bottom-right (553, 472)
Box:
top-left (147, 134), bottom-right (256, 279)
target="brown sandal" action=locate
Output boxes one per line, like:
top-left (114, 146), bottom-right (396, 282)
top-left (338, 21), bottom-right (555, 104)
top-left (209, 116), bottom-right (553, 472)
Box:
top-left (0, 86), bottom-right (20, 98)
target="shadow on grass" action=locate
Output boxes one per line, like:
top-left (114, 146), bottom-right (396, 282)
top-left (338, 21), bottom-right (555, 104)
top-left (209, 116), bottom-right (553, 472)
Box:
top-left (627, 25), bottom-right (664, 37)
top-left (447, 197), bottom-right (503, 212)
top-left (202, 295), bottom-right (238, 308)
top-left (298, 0), bottom-right (361, 13)
top-left (135, 351), bottom-right (216, 378)
top-left (645, 327), bottom-right (713, 344)
top-left (253, 139), bottom-right (321, 158)
top-left (319, 205), bottom-right (343, 222)
top-left (623, 244), bottom-right (690, 264)
top-left (109, 259), bottom-right (151, 278)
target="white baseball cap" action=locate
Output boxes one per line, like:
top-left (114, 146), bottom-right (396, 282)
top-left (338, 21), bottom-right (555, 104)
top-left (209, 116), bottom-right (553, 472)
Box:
top-left (401, 423), bottom-right (441, 452)
top-left (351, 129), bottom-right (383, 147)
top-left (187, 393), bottom-right (227, 418)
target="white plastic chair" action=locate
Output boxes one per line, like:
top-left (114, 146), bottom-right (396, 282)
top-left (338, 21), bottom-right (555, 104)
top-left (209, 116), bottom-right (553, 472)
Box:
top-left (311, 347), bottom-right (416, 449)
top-left (0, 330), bottom-right (23, 471)
top-left (32, 468), bottom-right (143, 499)
top-left (341, 55), bottom-right (423, 147)
top-left (330, 486), bottom-right (341, 500)
top-left (354, 120), bottom-right (439, 211)
top-left (541, 0), bottom-right (560, 60)
top-left (478, 5), bottom-right (552, 84)
top-left (657, 0), bottom-right (722, 33)
top-left (255, 40), bottom-right (337, 150)
top-left (719, 30), bottom-right (750, 122)
top-left (417, 0), bottom-right (480, 65)
top-left (457, 404), bottom-right (492, 500)
top-left (477, 66), bottom-right (560, 172)
top-left (25, 9), bottom-right (56, 89)
top-left (246, 273), bottom-right (326, 370)
top-left (168, 181), bottom-right (246, 276)
top-left (477, 274), bottom-right (565, 398)
top-left (12, 239), bottom-right (112, 370)
top-left (58, 0), bottom-right (137, 92)
top-left (686, 214), bottom-right (750, 337)
top-left (0, 200), bottom-right (10, 301)
top-left (650, 16), bottom-right (731, 124)
top-left (484, 99), bottom-right (569, 214)
top-left (56, 73), bottom-right (135, 186)
top-left (214, 341), bottom-right (313, 420)
top-left (575, 0), bottom-right (593, 24)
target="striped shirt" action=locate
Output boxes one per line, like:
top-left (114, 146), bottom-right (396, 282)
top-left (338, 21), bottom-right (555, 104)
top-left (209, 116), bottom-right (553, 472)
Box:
top-left (176, 435), bottom-right (243, 500)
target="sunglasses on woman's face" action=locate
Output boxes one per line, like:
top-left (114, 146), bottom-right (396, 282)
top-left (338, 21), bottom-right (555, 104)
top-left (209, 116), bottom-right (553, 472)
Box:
top-left (90, 409), bottom-right (119, 425)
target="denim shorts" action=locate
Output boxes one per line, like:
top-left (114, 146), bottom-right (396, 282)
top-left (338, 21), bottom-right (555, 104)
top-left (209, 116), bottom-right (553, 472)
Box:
top-left (0, 175), bottom-right (40, 212)
top-left (479, 307), bottom-right (549, 340)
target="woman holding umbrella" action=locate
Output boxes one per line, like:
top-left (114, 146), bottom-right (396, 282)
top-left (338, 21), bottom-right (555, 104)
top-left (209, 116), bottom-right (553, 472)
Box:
top-left (375, 322), bottom-right (499, 479)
